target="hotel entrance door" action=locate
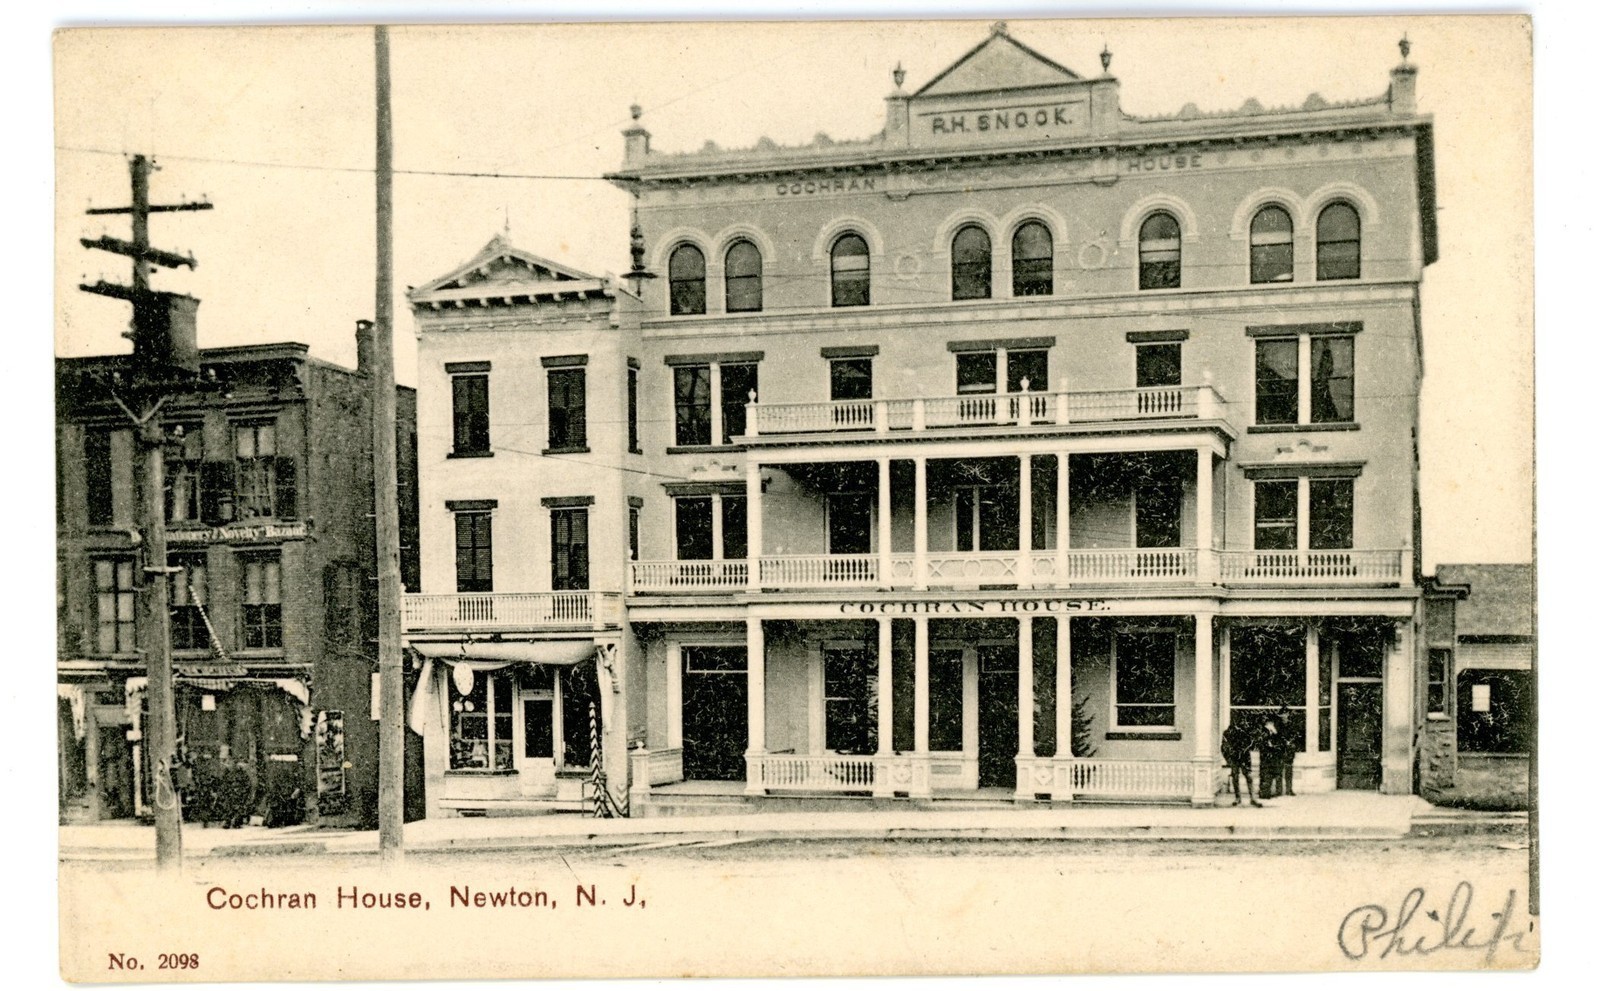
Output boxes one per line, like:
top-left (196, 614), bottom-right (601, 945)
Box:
top-left (1336, 682), bottom-right (1382, 789)
top-left (976, 644), bottom-right (1018, 788)
top-left (681, 646), bottom-right (748, 781)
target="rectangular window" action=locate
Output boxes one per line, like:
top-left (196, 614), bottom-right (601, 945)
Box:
top-left (629, 506), bottom-right (641, 561)
top-left (674, 366), bottom-right (712, 446)
top-left (454, 511), bottom-right (493, 592)
top-left (450, 669), bottom-right (514, 770)
top-left (452, 373), bottom-right (490, 455)
top-left (1310, 336), bottom-right (1355, 423)
top-left (1253, 481), bottom-right (1298, 550)
top-left (1136, 344), bottom-right (1183, 388)
top-left (546, 367), bottom-right (587, 450)
top-left (1255, 340), bottom-right (1299, 425)
top-left (550, 508), bottom-right (589, 591)
top-left (164, 425), bottom-right (204, 523)
top-left (719, 363), bottom-right (757, 443)
top-left (1456, 669), bottom-right (1531, 754)
top-left (627, 367), bottom-right (640, 453)
top-left (1229, 625), bottom-right (1307, 749)
top-left (830, 358), bottom-right (873, 401)
top-left (241, 555), bottom-right (283, 650)
top-left (1135, 478), bottom-right (1183, 549)
top-left (674, 497), bottom-right (714, 560)
top-left (955, 351), bottom-right (997, 394)
top-left (561, 663), bottom-right (602, 768)
top-left (928, 648), bottom-right (963, 751)
top-left (1006, 349), bottom-right (1048, 393)
top-left (721, 495), bottom-right (748, 560)
top-left (522, 696), bottom-right (555, 760)
top-left (1114, 629), bottom-right (1177, 728)
top-left (1427, 648), bottom-right (1451, 717)
top-left (93, 558), bottom-right (137, 654)
top-left (234, 422), bottom-right (290, 519)
top-left (84, 430), bottom-right (114, 526)
top-left (169, 555), bottom-right (209, 651)
top-left (1309, 479), bottom-right (1354, 550)
top-left (824, 646), bottom-right (877, 756)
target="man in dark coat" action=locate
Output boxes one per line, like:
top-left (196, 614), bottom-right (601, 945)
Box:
top-left (1220, 720), bottom-right (1262, 807)
top-left (1271, 706), bottom-right (1298, 796)
top-left (1259, 713), bottom-right (1284, 799)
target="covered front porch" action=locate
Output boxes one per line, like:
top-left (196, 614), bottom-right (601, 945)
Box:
top-left (628, 605), bottom-right (1416, 814)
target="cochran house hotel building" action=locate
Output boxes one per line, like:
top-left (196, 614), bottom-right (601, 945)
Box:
top-left (401, 25), bottom-right (1438, 816)
top-left (56, 331), bottom-right (422, 825)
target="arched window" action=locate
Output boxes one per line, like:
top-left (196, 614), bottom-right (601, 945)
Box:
top-left (1011, 221), bottom-right (1053, 297)
top-left (951, 225), bottom-right (992, 300)
top-left (1139, 212), bottom-right (1181, 289)
top-left (1316, 202), bottom-right (1361, 280)
top-left (668, 244), bottom-right (706, 316)
top-left (724, 240), bottom-right (763, 313)
top-left (830, 233), bottom-right (870, 307)
top-left (1249, 205), bottom-right (1295, 284)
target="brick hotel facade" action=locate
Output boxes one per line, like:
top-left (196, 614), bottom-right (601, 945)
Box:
top-left (401, 25), bottom-right (1437, 815)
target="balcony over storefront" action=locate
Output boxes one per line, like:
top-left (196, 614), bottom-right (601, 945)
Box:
top-left (743, 385), bottom-right (1225, 442)
top-left (402, 591), bottom-right (624, 633)
top-left (630, 548), bottom-right (1409, 593)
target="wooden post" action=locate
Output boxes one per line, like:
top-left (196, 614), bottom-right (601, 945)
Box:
top-left (373, 24), bottom-right (406, 861)
top-left (138, 419), bottom-right (181, 870)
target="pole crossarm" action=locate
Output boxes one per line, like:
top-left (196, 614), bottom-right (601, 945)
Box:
top-left (79, 235), bottom-right (197, 270)
top-left (87, 200), bottom-right (213, 215)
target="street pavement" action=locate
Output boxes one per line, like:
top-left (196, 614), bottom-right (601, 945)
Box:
top-left (57, 792), bottom-right (1528, 862)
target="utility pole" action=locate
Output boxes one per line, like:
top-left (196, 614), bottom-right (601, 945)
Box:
top-left (373, 24), bottom-right (405, 861)
top-left (80, 155), bottom-right (213, 872)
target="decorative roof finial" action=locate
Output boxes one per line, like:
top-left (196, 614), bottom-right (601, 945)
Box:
top-left (630, 103), bottom-right (643, 121)
top-left (892, 61), bottom-right (906, 88)
top-left (1101, 43), bottom-right (1112, 73)
top-left (1399, 34), bottom-right (1411, 62)
top-left (502, 205), bottom-right (511, 235)
top-left (624, 206), bottom-right (656, 296)
top-left (990, 20), bottom-right (1008, 37)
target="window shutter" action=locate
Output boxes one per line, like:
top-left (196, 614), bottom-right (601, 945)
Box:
top-left (274, 457), bottom-right (298, 518)
top-left (200, 461), bottom-right (235, 523)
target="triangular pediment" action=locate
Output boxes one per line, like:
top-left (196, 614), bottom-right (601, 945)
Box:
top-left (915, 27), bottom-right (1082, 98)
top-left (411, 233), bottom-right (600, 298)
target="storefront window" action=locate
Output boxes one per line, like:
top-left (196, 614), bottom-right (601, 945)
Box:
top-left (824, 646), bottom-right (877, 755)
top-left (1229, 625), bottom-right (1306, 750)
top-left (1456, 669), bottom-right (1531, 754)
top-left (1113, 629), bottom-right (1176, 728)
top-left (449, 669), bottom-right (514, 771)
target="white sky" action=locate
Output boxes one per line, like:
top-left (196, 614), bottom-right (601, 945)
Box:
top-left (20, 4), bottom-right (1598, 988)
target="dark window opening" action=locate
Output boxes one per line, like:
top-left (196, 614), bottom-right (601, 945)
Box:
top-left (1316, 202), bottom-right (1361, 280)
top-left (454, 511), bottom-right (493, 592)
top-left (452, 374), bottom-right (490, 455)
top-left (830, 233), bottom-right (870, 307)
top-left (1310, 336), bottom-right (1355, 423)
top-left (1254, 480), bottom-right (1298, 551)
top-left (1115, 629), bottom-right (1177, 727)
top-left (1456, 669), bottom-right (1531, 754)
top-left (724, 240), bottom-right (763, 313)
top-left (1255, 339), bottom-right (1299, 425)
top-left (550, 508), bottom-right (589, 591)
top-left (719, 363), bottom-right (757, 443)
top-left (241, 555), bottom-right (283, 649)
top-left (668, 244), bottom-right (707, 315)
top-left (1011, 221), bottom-right (1053, 296)
top-left (951, 225), bottom-right (992, 300)
top-left (1136, 343), bottom-right (1182, 388)
top-left (1139, 212), bottom-right (1181, 289)
top-left (546, 367), bottom-right (587, 449)
top-left (1309, 478), bottom-right (1354, 550)
top-left (674, 365), bottom-right (712, 446)
top-left (830, 358), bottom-right (873, 401)
top-left (169, 556), bottom-right (209, 652)
top-left (1006, 349), bottom-right (1048, 393)
top-left (1249, 205), bottom-right (1295, 284)
top-left (956, 351), bottom-right (997, 394)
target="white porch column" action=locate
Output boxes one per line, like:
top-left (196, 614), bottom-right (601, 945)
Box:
top-left (1018, 455), bottom-right (1034, 586)
top-left (744, 618), bottom-right (766, 794)
top-left (1191, 613), bottom-right (1216, 806)
top-left (711, 493), bottom-right (725, 561)
top-left (1195, 447), bottom-right (1214, 583)
top-left (1381, 619), bottom-right (1415, 794)
top-left (1056, 452), bottom-right (1071, 586)
top-left (1015, 616), bottom-right (1035, 800)
top-left (666, 642), bottom-right (683, 749)
top-left (746, 459), bottom-right (762, 592)
top-left (1305, 622), bottom-right (1321, 755)
top-left (877, 618), bottom-right (894, 756)
top-left (913, 456), bottom-right (928, 591)
top-left (1218, 624), bottom-right (1232, 734)
top-left (913, 616), bottom-right (930, 753)
top-left (710, 362), bottom-right (724, 446)
top-left (1054, 617), bottom-right (1073, 759)
top-left (878, 457), bottom-right (893, 589)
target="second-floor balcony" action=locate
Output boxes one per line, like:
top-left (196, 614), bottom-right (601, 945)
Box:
top-left (744, 384), bottom-right (1224, 440)
top-left (402, 591), bottom-right (623, 633)
top-left (630, 548), bottom-right (1409, 593)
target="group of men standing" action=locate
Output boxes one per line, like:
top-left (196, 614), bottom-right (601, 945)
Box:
top-left (1219, 708), bottom-right (1298, 807)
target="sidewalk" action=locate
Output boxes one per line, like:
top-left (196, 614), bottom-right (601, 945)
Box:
top-left (58, 792), bottom-right (1526, 861)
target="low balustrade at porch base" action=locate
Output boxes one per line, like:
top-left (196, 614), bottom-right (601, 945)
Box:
top-left (745, 752), bottom-right (932, 797)
top-left (1014, 756), bottom-right (1209, 804)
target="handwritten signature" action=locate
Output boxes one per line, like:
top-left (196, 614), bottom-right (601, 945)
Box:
top-left (1338, 882), bottom-right (1533, 964)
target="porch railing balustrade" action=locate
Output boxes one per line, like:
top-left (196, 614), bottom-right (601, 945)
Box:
top-left (401, 591), bottom-right (621, 630)
top-left (1217, 549), bottom-right (1406, 584)
top-left (758, 554), bottom-right (879, 587)
top-left (744, 384), bottom-right (1222, 438)
top-left (630, 560), bottom-right (750, 592)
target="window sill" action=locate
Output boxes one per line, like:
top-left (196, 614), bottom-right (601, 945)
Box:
top-left (232, 648), bottom-right (287, 660)
top-left (1425, 712), bottom-right (1453, 723)
top-left (1247, 423), bottom-right (1360, 434)
top-left (444, 769), bottom-right (519, 777)
top-left (1104, 731), bottom-right (1183, 741)
top-left (447, 450), bottom-right (494, 459)
top-left (542, 446), bottom-right (591, 456)
top-left (666, 444), bottom-right (746, 455)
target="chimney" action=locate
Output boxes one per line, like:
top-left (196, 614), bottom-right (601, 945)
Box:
top-left (1389, 63), bottom-right (1418, 115)
top-left (623, 104), bottom-right (651, 164)
top-left (356, 319), bottom-right (374, 376)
